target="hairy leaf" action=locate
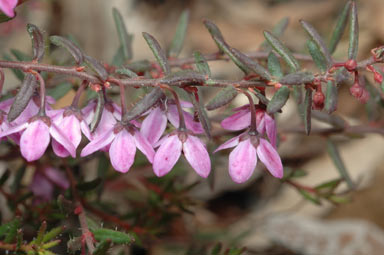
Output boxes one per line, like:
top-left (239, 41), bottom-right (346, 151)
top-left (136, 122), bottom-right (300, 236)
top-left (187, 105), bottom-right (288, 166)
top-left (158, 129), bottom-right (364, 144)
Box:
top-left (325, 80), bottom-right (338, 113)
top-left (84, 55), bottom-right (108, 81)
top-left (329, 1), bottom-right (351, 54)
top-left (306, 40), bottom-right (327, 72)
top-left (27, 24), bottom-right (45, 62)
top-left (189, 89), bottom-right (211, 139)
top-left (90, 91), bottom-right (105, 132)
top-left (230, 47), bottom-right (271, 80)
top-left (348, 0), bottom-right (359, 60)
top-left (50, 35), bottom-right (84, 65)
top-left (168, 10), bottom-right (189, 58)
top-left (116, 67), bottom-right (138, 78)
top-left (113, 8), bottom-right (133, 60)
top-left (304, 87), bottom-right (312, 135)
top-left (92, 229), bottom-right (135, 244)
top-left (267, 52), bottom-right (283, 79)
top-left (260, 17), bottom-right (289, 50)
top-left (267, 86), bottom-right (290, 114)
top-left (194, 51), bottom-right (211, 77)
top-left (279, 71), bottom-right (314, 85)
top-left (143, 32), bottom-right (170, 75)
top-left (206, 87), bottom-right (238, 111)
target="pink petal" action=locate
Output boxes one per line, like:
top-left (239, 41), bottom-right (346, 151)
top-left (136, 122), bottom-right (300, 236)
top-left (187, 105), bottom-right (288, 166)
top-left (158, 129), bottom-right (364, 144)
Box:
top-left (30, 172), bottom-right (53, 201)
top-left (80, 120), bottom-right (92, 141)
top-left (51, 139), bottom-right (70, 157)
top-left (109, 130), bottom-right (136, 173)
top-left (221, 109), bottom-right (251, 131)
top-left (179, 100), bottom-right (193, 108)
top-left (256, 110), bottom-right (265, 134)
top-left (20, 120), bottom-right (50, 161)
top-left (134, 130), bottom-right (155, 163)
top-left (80, 129), bottom-right (115, 157)
top-left (256, 138), bottom-right (283, 179)
top-left (153, 135), bottom-right (182, 177)
top-left (183, 136), bottom-right (211, 178)
top-left (140, 107), bottom-right (167, 145)
top-left (0, 98), bottom-right (13, 111)
top-left (0, 0), bottom-right (18, 17)
top-left (13, 100), bottom-right (39, 125)
top-left (167, 105), bottom-right (203, 134)
top-left (232, 104), bottom-right (250, 112)
top-left (0, 121), bottom-right (27, 138)
top-left (213, 134), bottom-right (241, 153)
top-left (92, 109), bottom-right (118, 139)
top-left (50, 123), bottom-right (77, 158)
top-left (82, 100), bottom-right (96, 124)
top-left (228, 139), bottom-right (257, 183)
top-left (44, 167), bottom-right (69, 189)
top-left (265, 113), bottom-right (277, 148)
top-left (61, 115), bottom-right (82, 147)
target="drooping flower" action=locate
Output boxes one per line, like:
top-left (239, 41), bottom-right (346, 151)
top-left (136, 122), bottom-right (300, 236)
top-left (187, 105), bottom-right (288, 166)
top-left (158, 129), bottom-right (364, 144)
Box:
top-left (153, 131), bottom-right (211, 178)
top-left (221, 104), bottom-right (277, 147)
top-left (80, 122), bottom-right (155, 173)
top-left (0, 116), bottom-right (76, 161)
top-left (140, 100), bottom-right (203, 146)
top-left (50, 108), bottom-right (92, 157)
top-left (0, 0), bottom-right (18, 18)
top-left (214, 133), bottom-right (283, 183)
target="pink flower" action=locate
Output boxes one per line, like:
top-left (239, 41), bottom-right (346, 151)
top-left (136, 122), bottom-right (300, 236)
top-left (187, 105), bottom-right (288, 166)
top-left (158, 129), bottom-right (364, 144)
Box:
top-left (140, 100), bottom-right (203, 146)
top-left (81, 122), bottom-right (155, 173)
top-left (30, 166), bottom-right (69, 203)
top-left (50, 108), bottom-right (92, 157)
top-left (221, 105), bottom-right (277, 147)
top-left (153, 131), bottom-right (211, 178)
top-left (0, 0), bottom-right (18, 18)
top-left (0, 116), bottom-right (76, 161)
top-left (214, 133), bottom-right (283, 183)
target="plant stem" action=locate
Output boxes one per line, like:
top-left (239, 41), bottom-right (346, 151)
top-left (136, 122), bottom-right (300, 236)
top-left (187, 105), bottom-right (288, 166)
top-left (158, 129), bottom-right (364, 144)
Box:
top-left (71, 80), bottom-right (88, 108)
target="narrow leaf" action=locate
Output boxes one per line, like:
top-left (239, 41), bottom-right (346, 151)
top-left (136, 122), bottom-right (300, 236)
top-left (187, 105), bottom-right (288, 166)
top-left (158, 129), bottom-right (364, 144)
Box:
top-left (189, 89), bottom-right (211, 139)
top-left (304, 87), bottom-right (312, 135)
top-left (4, 218), bottom-right (20, 243)
top-left (263, 30), bottom-right (300, 72)
top-left (206, 87), bottom-right (238, 111)
top-left (142, 32), bottom-right (170, 75)
top-left (307, 40), bottom-right (327, 72)
top-left (279, 71), bottom-right (314, 85)
top-left (113, 8), bottom-right (133, 60)
top-left (90, 91), bottom-right (105, 132)
top-left (329, 1), bottom-right (351, 54)
top-left (324, 80), bottom-right (338, 113)
top-left (50, 35), bottom-right (84, 65)
top-left (42, 226), bottom-right (65, 243)
top-left (93, 239), bottom-right (112, 255)
top-left (260, 17), bottom-right (289, 50)
top-left (92, 229), bottom-right (135, 244)
top-left (35, 221), bottom-right (47, 246)
top-left (266, 86), bottom-right (290, 114)
top-left (84, 55), bottom-right (108, 81)
top-left (267, 52), bottom-right (283, 79)
top-left (194, 51), bottom-right (211, 77)
top-left (315, 179), bottom-right (341, 194)
top-left (168, 10), bottom-right (189, 58)
top-left (230, 47), bottom-right (272, 80)
top-left (327, 139), bottom-right (354, 189)
top-left (300, 20), bottom-right (332, 67)
top-left (8, 73), bottom-right (37, 122)
top-left (10, 49), bottom-right (32, 61)
top-left (116, 67), bottom-right (138, 78)
top-left (111, 46), bottom-right (125, 67)
top-left (41, 239), bottom-right (61, 249)
top-left (27, 24), bottom-right (45, 62)
top-left (348, 0), bottom-right (359, 60)
top-left (298, 189), bottom-right (321, 205)
top-left (124, 87), bottom-right (164, 121)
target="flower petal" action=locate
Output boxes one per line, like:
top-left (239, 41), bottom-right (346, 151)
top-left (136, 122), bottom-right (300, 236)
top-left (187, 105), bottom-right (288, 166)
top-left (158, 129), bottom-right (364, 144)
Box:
top-left (80, 120), bottom-right (92, 141)
top-left (153, 135), bottom-right (182, 177)
top-left (256, 138), bottom-right (283, 179)
top-left (80, 129), bottom-right (115, 157)
top-left (44, 167), bottom-right (69, 189)
top-left (183, 136), bottom-right (211, 178)
top-left (167, 105), bottom-right (204, 134)
top-left (0, 121), bottom-right (28, 139)
top-left (134, 130), bottom-right (155, 163)
top-left (109, 130), bottom-right (136, 173)
top-left (221, 109), bottom-right (251, 131)
top-left (265, 113), bottom-right (277, 148)
top-left (140, 107), bottom-right (167, 145)
top-left (92, 109), bottom-right (118, 139)
top-left (228, 139), bottom-right (257, 183)
top-left (256, 110), bottom-right (265, 134)
top-left (50, 123), bottom-right (77, 158)
top-left (213, 134), bottom-right (241, 153)
top-left (179, 100), bottom-right (193, 108)
top-left (0, 0), bottom-right (18, 17)
top-left (20, 120), bottom-right (50, 162)
top-left (30, 172), bottom-right (53, 202)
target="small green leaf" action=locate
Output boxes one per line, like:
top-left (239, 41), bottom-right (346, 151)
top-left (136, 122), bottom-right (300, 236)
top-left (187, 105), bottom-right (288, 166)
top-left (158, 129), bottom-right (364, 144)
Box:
top-left (329, 1), bottom-right (351, 54)
top-left (42, 226), bottom-right (65, 243)
top-left (328, 195), bottom-right (350, 204)
top-left (266, 86), bottom-right (290, 114)
top-left (304, 87), bottom-right (312, 135)
top-left (143, 32), bottom-right (170, 75)
top-left (267, 52), bottom-right (283, 79)
top-left (76, 177), bottom-right (102, 191)
top-left (90, 91), bottom-right (105, 132)
top-left (263, 30), bottom-right (300, 72)
top-left (260, 17), bottom-right (289, 50)
top-left (298, 189), bottom-right (321, 205)
top-left (279, 71), bottom-right (314, 85)
top-left (315, 179), bottom-right (341, 194)
top-left (168, 10), bottom-right (189, 58)
top-left (3, 218), bottom-right (20, 243)
top-left (92, 229), bottom-right (135, 244)
top-left (230, 47), bottom-right (271, 80)
top-left (84, 55), bottom-right (108, 81)
top-left (42, 239), bottom-right (61, 249)
top-left (324, 80), bottom-right (338, 113)
top-left (300, 20), bottom-right (332, 68)
top-left (47, 82), bottom-right (72, 100)
top-left (206, 87), bottom-right (238, 111)
top-left (10, 49), bottom-right (32, 61)
top-left (93, 239), bottom-right (112, 255)
top-left (348, 0), bottom-right (359, 60)
top-left (8, 73), bottom-right (37, 122)
top-left (203, 20), bottom-right (250, 74)
top-left (189, 89), bottom-right (211, 139)
top-left (0, 218), bottom-right (20, 238)
top-left (327, 139), bottom-right (354, 189)
top-left (112, 8), bottom-right (133, 60)
top-left (27, 24), bottom-right (45, 62)
top-left (194, 51), bottom-right (211, 77)
top-left (111, 46), bottom-right (125, 67)
top-left (50, 35), bottom-right (84, 65)
top-left (116, 67), bottom-right (138, 78)
top-left (306, 40), bottom-right (327, 72)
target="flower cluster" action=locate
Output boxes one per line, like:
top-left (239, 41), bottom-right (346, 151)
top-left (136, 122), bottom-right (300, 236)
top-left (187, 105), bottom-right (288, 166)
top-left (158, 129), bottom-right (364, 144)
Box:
top-left (0, 94), bottom-right (283, 183)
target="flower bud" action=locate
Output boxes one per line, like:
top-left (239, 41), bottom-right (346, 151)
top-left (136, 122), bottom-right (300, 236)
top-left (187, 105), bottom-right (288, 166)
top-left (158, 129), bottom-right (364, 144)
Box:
top-left (344, 59), bottom-right (357, 72)
top-left (357, 89), bottom-right (370, 104)
top-left (350, 82), bottom-right (363, 98)
top-left (374, 72), bottom-right (383, 84)
top-left (312, 91), bottom-right (325, 110)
